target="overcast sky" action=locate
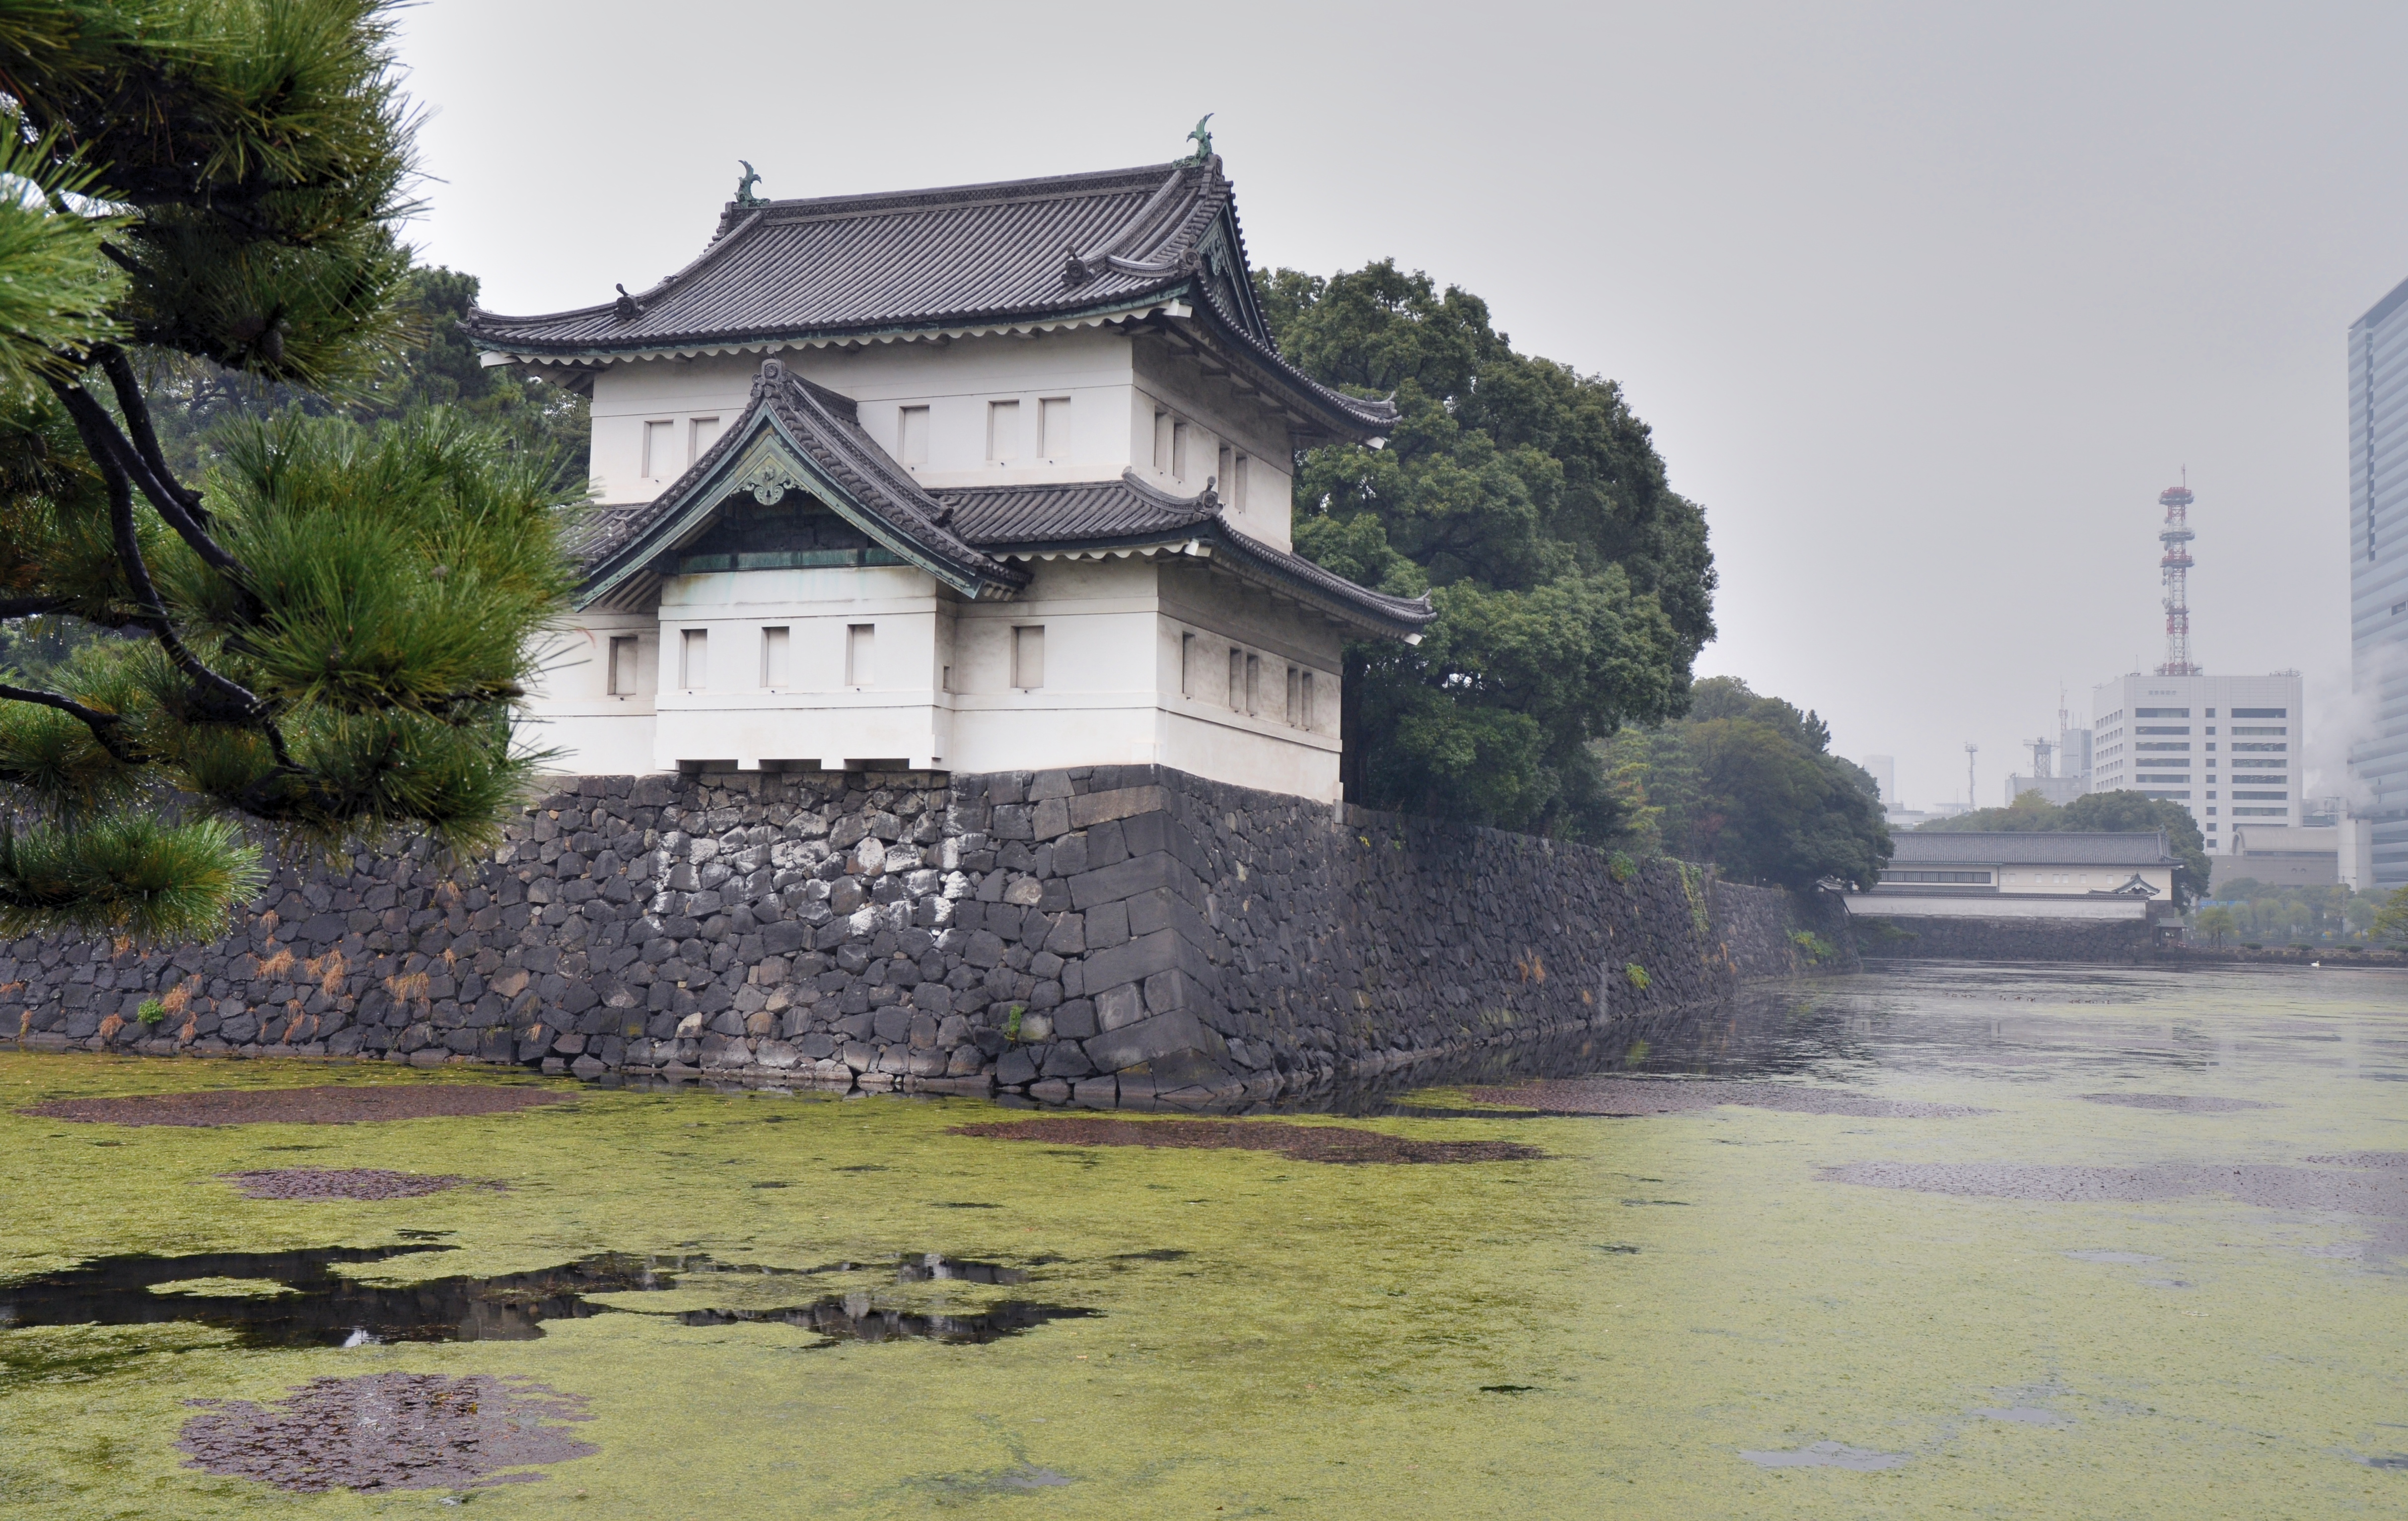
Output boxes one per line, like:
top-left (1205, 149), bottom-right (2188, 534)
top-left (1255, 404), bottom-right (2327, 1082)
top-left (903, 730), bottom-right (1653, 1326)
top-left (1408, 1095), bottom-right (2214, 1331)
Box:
top-left (393, 0), bottom-right (2405, 813)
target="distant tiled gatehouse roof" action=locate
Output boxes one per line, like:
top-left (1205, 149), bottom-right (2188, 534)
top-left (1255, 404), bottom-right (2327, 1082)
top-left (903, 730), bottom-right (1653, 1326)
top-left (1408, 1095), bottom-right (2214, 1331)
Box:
top-left (462, 158), bottom-right (1396, 447)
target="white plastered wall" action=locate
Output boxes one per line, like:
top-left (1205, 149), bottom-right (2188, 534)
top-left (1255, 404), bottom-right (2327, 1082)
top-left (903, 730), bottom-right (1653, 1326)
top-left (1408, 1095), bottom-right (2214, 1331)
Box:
top-left (517, 611), bottom-right (661, 777)
top-left (554, 321), bottom-right (1343, 793)
top-left (520, 557), bottom-right (1346, 796)
top-left (651, 564), bottom-right (953, 770)
top-left (584, 329), bottom-right (1300, 549)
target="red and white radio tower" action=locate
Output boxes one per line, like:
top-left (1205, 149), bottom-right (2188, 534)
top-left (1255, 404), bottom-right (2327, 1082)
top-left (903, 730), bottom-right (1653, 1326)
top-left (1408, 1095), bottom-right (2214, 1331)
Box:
top-left (2155, 475), bottom-right (2198, 676)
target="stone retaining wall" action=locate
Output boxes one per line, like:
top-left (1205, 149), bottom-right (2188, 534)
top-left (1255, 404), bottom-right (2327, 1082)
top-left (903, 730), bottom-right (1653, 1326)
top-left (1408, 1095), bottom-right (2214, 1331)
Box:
top-left (1, 766), bottom-right (1831, 1106)
top-left (1853, 913), bottom-right (2165, 963)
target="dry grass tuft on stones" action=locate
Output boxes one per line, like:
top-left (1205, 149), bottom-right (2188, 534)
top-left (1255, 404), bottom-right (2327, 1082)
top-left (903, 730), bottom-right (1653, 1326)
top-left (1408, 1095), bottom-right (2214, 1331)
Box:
top-left (951, 1116), bottom-right (1541, 1164)
top-left (21, 1084), bottom-right (568, 1128)
top-left (176, 1372), bottom-right (596, 1493)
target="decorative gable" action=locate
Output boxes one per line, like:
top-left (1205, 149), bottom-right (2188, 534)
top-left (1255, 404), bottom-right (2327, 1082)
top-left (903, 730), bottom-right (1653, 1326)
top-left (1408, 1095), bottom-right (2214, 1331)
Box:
top-left (577, 361), bottom-right (1027, 611)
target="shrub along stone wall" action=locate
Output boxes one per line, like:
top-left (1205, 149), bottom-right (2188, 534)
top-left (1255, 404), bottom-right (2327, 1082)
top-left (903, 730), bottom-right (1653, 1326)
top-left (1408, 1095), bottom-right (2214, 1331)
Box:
top-left (1, 766), bottom-right (1833, 1106)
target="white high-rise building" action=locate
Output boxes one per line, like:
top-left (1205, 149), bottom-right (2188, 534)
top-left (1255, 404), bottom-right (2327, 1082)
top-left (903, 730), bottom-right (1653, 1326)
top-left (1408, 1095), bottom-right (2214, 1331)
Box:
top-left (2349, 273), bottom-right (2408, 888)
top-left (1860, 754), bottom-right (1897, 807)
top-left (2092, 672), bottom-right (2304, 852)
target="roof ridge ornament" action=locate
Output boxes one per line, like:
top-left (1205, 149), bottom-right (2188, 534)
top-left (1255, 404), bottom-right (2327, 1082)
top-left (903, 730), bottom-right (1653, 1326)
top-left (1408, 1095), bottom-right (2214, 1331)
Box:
top-left (1177, 114), bottom-right (1214, 168)
top-left (734, 159), bottom-right (765, 207)
top-left (613, 283), bottom-right (639, 322)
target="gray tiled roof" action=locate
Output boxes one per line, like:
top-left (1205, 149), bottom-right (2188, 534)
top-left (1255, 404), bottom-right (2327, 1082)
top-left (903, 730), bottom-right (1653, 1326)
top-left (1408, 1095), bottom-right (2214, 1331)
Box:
top-left (461, 158), bottom-right (1398, 442)
top-left (933, 475), bottom-right (1436, 637)
top-left (1890, 831), bottom-right (2176, 866)
top-left (935, 477), bottom-right (1210, 545)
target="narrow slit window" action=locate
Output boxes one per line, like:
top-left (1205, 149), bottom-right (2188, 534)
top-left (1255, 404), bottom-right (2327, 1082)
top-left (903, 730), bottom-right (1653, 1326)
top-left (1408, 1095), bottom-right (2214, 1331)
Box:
top-left (690, 415), bottom-right (721, 459)
top-left (1301, 670), bottom-right (1316, 730)
top-left (1181, 632), bottom-right (1197, 698)
top-left (1244, 653), bottom-right (1261, 716)
top-left (898, 405), bottom-right (929, 466)
top-left (1153, 410), bottom-right (1172, 472)
top-left (644, 419), bottom-right (680, 479)
top-left (987, 400), bottom-right (1021, 464)
top-left (679, 628), bottom-right (708, 690)
top-left (1171, 420), bottom-right (1189, 481)
top-left (1233, 455), bottom-right (1249, 510)
top-left (608, 635), bottom-right (640, 696)
top-left (1012, 625), bottom-right (1045, 690)
top-left (1039, 397), bottom-right (1070, 461)
top-left (1285, 666), bottom-right (1301, 726)
top-left (1228, 648), bottom-right (1244, 709)
top-left (761, 626), bottom-right (789, 688)
top-left (846, 624), bottom-right (874, 687)
top-left (1218, 443), bottom-right (1234, 495)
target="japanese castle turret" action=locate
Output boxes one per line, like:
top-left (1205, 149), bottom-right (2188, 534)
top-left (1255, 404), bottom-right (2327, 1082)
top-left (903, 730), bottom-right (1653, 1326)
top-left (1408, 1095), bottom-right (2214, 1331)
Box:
top-left (465, 150), bottom-right (1433, 801)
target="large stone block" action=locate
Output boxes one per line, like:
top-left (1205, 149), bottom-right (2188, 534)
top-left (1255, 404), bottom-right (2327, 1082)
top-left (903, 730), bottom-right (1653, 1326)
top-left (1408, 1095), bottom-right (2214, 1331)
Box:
top-left (1078, 928), bottom-right (1210, 998)
top-left (1081, 1010), bottom-right (1222, 1074)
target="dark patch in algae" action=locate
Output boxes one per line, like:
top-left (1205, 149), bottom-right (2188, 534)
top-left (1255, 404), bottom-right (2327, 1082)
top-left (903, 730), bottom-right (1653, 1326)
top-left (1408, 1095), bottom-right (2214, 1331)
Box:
top-left (177, 1372), bottom-right (596, 1492)
top-left (217, 1168), bottom-right (494, 1201)
top-left (2, 1246), bottom-right (1090, 1349)
top-left (23, 1084), bottom-right (568, 1127)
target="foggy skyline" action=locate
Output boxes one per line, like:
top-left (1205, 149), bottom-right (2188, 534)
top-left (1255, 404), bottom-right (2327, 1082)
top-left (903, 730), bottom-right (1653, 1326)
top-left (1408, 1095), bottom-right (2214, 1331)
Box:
top-left (390, 1), bottom-right (2407, 812)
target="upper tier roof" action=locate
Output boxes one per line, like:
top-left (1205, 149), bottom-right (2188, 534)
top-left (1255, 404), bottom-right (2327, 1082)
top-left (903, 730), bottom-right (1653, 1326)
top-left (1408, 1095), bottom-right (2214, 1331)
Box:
top-left (461, 157), bottom-right (1397, 444)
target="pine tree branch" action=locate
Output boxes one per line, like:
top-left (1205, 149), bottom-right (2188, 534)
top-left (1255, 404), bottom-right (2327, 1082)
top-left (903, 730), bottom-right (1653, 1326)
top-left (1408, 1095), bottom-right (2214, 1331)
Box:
top-left (95, 346), bottom-right (210, 524)
top-left (55, 393), bottom-right (293, 766)
top-left (0, 680), bottom-right (144, 764)
top-left (51, 381), bottom-right (254, 599)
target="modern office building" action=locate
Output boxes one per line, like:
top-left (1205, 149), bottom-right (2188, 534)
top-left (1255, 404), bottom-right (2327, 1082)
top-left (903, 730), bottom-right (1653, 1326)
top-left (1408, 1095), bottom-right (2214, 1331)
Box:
top-left (2349, 273), bottom-right (2408, 888)
top-left (2092, 671), bottom-right (2303, 851)
top-left (1860, 754), bottom-right (1897, 807)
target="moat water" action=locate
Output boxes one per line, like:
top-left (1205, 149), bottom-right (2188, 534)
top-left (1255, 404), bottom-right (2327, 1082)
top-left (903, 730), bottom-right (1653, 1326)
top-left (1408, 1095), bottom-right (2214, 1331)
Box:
top-left (2, 961), bottom-right (2403, 1517)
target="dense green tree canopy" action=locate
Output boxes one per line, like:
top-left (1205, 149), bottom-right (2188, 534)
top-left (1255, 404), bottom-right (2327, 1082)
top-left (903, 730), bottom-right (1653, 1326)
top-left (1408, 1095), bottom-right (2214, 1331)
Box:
top-left (1257, 261), bottom-right (1715, 835)
top-left (0, 1), bottom-right (575, 939)
top-left (1598, 677), bottom-right (1891, 890)
top-left (1918, 789), bottom-right (2212, 907)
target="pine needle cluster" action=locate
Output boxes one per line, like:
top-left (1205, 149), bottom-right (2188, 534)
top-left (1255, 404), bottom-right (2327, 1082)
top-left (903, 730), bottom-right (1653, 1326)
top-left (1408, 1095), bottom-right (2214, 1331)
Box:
top-left (0, 2), bottom-right (575, 942)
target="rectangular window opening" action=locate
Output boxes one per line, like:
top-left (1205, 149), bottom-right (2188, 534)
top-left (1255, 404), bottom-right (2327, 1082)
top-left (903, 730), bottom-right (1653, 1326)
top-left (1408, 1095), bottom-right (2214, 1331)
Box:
top-left (608, 635), bottom-right (640, 696)
top-left (644, 419), bottom-right (681, 479)
top-left (1285, 665), bottom-right (1300, 726)
top-left (1172, 420), bottom-right (1190, 481)
top-left (679, 627), bottom-right (707, 690)
top-left (1153, 410), bottom-right (1172, 472)
top-left (1039, 397), bottom-right (1070, 461)
top-left (1244, 653), bottom-right (1261, 716)
top-left (761, 626), bottom-right (790, 689)
top-left (846, 624), bottom-right (875, 688)
top-left (1012, 625), bottom-right (1045, 690)
top-left (1301, 670), bottom-right (1316, 730)
top-left (1227, 648), bottom-right (1243, 709)
top-left (1233, 455), bottom-right (1249, 510)
top-left (690, 415), bottom-right (721, 460)
top-left (987, 400), bottom-right (1021, 464)
top-left (898, 405), bottom-right (930, 467)
top-left (1218, 443), bottom-right (1234, 495)
top-left (1181, 632), bottom-right (1197, 698)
